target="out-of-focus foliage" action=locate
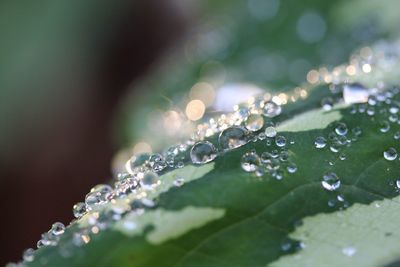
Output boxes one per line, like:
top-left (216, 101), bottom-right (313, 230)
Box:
top-left (119, 0), bottom-right (400, 151)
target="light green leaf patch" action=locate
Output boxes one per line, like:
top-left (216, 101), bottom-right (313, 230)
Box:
top-left (277, 107), bottom-right (342, 132)
top-left (115, 206), bottom-right (225, 245)
top-left (272, 196), bottom-right (400, 267)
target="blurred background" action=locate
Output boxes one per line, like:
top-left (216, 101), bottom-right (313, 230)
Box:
top-left (1, 0), bottom-right (399, 264)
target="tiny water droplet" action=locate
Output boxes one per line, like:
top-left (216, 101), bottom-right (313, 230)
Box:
top-left (352, 126), bottom-right (362, 136)
top-left (314, 136), bottom-right (327, 148)
top-left (384, 147), bottom-right (397, 161)
top-left (219, 126), bottom-right (248, 150)
top-left (245, 114), bottom-right (264, 132)
top-left (263, 101), bottom-right (282, 118)
top-left (241, 151), bottom-right (260, 172)
top-left (280, 240), bottom-right (292, 252)
top-left (174, 177), bottom-right (185, 187)
top-left (190, 141), bottom-right (217, 164)
top-left (321, 172), bottom-right (341, 191)
top-left (275, 136), bottom-right (286, 147)
top-left (342, 246), bottom-right (357, 257)
top-left (339, 153), bottom-right (346, 160)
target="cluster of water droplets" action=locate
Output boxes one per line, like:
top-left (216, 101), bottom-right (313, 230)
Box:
top-left (12, 40), bottom-right (400, 266)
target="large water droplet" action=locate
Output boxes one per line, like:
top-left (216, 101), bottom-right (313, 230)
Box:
top-left (314, 136), bottom-right (327, 148)
top-left (265, 126), bottom-right (277, 138)
top-left (129, 153), bottom-right (150, 170)
top-left (219, 126), bottom-right (248, 150)
top-left (241, 151), bottom-right (260, 172)
top-left (343, 83), bottom-right (369, 104)
top-left (275, 136), bottom-right (286, 147)
top-left (73, 202), bottom-right (87, 219)
top-left (140, 172), bottom-right (160, 190)
top-left (190, 141), bottom-right (217, 164)
top-left (51, 222), bottom-right (65, 236)
top-left (85, 184), bottom-right (113, 210)
top-left (149, 154), bottom-right (167, 172)
top-left (379, 120), bottom-right (390, 133)
top-left (335, 123), bottom-right (348, 136)
top-left (321, 172), bottom-right (341, 191)
top-left (245, 114), bottom-right (264, 131)
top-left (287, 163), bottom-right (297, 173)
top-left (384, 147), bottom-right (397, 161)
top-left (263, 101), bottom-right (282, 118)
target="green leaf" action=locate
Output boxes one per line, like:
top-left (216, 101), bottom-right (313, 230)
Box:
top-left (26, 85), bottom-right (400, 267)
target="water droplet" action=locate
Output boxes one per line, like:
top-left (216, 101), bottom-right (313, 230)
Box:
top-left (51, 222), bottom-right (65, 236)
top-left (245, 114), bottom-right (264, 132)
top-left (314, 136), bottom-right (327, 148)
top-left (129, 153), bottom-right (150, 170)
top-left (389, 114), bottom-right (398, 123)
top-left (394, 131), bottom-right (400, 140)
top-left (234, 107), bottom-right (250, 122)
top-left (321, 172), bottom-right (341, 191)
top-left (389, 106), bottom-right (399, 114)
top-left (241, 151), bottom-right (260, 172)
top-left (379, 120), bottom-right (390, 133)
top-left (280, 240), bottom-right (292, 252)
top-left (255, 169), bottom-right (265, 177)
top-left (265, 126), bottom-right (277, 138)
top-left (287, 163), bottom-right (297, 173)
top-left (275, 136), bottom-right (286, 147)
top-left (149, 154), bottom-right (167, 172)
top-left (219, 126), bottom-right (248, 150)
top-left (190, 141), bottom-right (217, 164)
top-left (279, 150), bottom-right (289, 162)
top-left (73, 232), bottom-right (90, 246)
top-left (352, 126), bottom-right (362, 136)
top-left (329, 144), bottom-right (340, 153)
top-left (174, 177), bottom-right (185, 187)
top-left (384, 147), bottom-right (397, 161)
top-left (114, 177), bottom-right (139, 197)
top-left (343, 83), bottom-right (369, 104)
top-left (337, 194), bottom-right (345, 202)
top-left (395, 179), bottom-right (400, 190)
top-left (263, 101), bottom-right (282, 118)
top-left (85, 185), bottom-right (113, 210)
top-left (366, 107), bottom-right (375, 116)
top-left (339, 153), bottom-right (346, 160)
top-left (140, 172), bottom-right (160, 190)
top-left (342, 246), bottom-right (357, 257)
top-left (23, 248), bottom-right (35, 262)
top-left (37, 240), bottom-right (44, 249)
top-left (321, 97), bottom-right (334, 110)
top-left (40, 232), bottom-right (58, 246)
top-left (335, 123), bottom-right (348, 136)
top-left (73, 202), bottom-right (87, 219)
